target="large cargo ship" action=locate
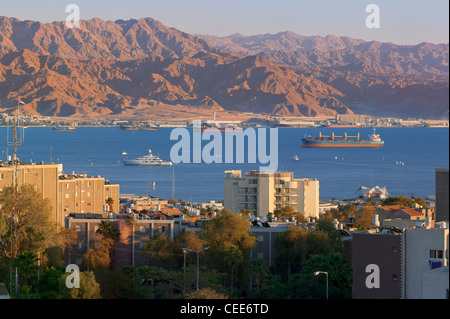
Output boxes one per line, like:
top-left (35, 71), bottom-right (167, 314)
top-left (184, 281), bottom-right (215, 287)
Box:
top-left (301, 129), bottom-right (384, 148)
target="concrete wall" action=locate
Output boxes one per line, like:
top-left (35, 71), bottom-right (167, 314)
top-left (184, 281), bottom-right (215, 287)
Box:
top-left (405, 228), bottom-right (449, 299)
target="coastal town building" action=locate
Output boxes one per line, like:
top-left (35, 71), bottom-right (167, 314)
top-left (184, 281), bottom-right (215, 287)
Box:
top-left (0, 161), bottom-right (119, 227)
top-left (224, 170), bottom-right (319, 218)
top-left (356, 186), bottom-right (389, 200)
top-left (65, 213), bottom-right (175, 269)
top-left (435, 168), bottom-right (449, 222)
top-left (351, 222), bottom-right (449, 299)
top-left (249, 218), bottom-right (298, 267)
top-left (374, 205), bottom-right (435, 225)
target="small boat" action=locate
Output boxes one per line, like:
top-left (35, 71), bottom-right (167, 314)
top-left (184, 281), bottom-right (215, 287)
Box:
top-left (120, 125), bottom-right (138, 130)
top-left (53, 125), bottom-right (76, 131)
top-left (123, 149), bottom-right (173, 166)
top-left (292, 155), bottom-right (299, 161)
top-left (122, 151), bottom-right (127, 156)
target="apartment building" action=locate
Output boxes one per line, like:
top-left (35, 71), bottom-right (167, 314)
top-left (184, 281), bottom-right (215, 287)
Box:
top-left (0, 161), bottom-right (119, 226)
top-left (351, 225), bottom-right (449, 299)
top-left (66, 214), bottom-right (175, 269)
top-left (224, 170), bottom-right (319, 218)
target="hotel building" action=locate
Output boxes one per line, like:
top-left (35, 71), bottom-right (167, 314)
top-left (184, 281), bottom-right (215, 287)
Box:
top-left (224, 170), bottom-right (319, 218)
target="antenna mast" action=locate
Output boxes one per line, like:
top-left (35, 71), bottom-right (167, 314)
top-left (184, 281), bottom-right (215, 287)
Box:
top-left (7, 98), bottom-right (25, 296)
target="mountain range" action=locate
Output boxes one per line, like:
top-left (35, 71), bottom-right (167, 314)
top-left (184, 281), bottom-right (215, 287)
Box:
top-left (0, 16), bottom-right (448, 119)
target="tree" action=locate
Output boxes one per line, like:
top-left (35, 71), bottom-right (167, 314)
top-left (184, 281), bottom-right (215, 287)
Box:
top-left (12, 251), bottom-right (39, 288)
top-left (96, 220), bottom-right (120, 242)
top-left (186, 287), bottom-right (229, 299)
top-left (105, 197), bottom-right (115, 212)
top-left (274, 206), bottom-right (306, 222)
top-left (382, 195), bottom-right (428, 208)
top-left (64, 271), bottom-right (101, 299)
top-left (0, 185), bottom-right (63, 259)
top-left (143, 233), bottom-right (177, 269)
top-left (38, 266), bottom-right (65, 299)
top-left (224, 245), bottom-right (243, 290)
top-left (82, 238), bottom-right (115, 270)
top-left (200, 210), bottom-right (256, 254)
top-left (248, 259), bottom-right (270, 295)
top-left (354, 206), bottom-right (375, 230)
top-left (200, 210), bottom-right (256, 291)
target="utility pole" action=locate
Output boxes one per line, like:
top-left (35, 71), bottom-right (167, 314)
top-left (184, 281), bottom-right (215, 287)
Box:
top-left (7, 98), bottom-right (25, 296)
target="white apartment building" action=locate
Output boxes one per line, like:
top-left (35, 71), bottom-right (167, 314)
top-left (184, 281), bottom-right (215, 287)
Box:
top-left (224, 170), bottom-right (319, 218)
top-left (404, 227), bottom-right (449, 299)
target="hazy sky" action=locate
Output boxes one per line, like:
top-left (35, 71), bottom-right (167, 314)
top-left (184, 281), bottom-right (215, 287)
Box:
top-left (1, 0), bottom-right (448, 45)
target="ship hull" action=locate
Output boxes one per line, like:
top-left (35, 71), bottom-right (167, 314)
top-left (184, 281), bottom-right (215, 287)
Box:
top-left (302, 139), bottom-right (384, 148)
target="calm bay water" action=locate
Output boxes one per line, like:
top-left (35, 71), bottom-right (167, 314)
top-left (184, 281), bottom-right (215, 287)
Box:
top-left (1, 126), bottom-right (448, 202)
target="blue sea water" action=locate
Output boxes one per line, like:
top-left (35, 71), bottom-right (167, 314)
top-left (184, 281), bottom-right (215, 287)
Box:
top-left (0, 126), bottom-right (448, 202)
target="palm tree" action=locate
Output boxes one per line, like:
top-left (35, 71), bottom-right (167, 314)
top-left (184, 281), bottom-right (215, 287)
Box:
top-left (248, 259), bottom-right (269, 295)
top-left (105, 197), bottom-right (114, 212)
top-left (95, 220), bottom-right (120, 269)
top-left (224, 245), bottom-right (243, 291)
top-left (96, 220), bottom-right (120, 242)
top-left (13, 251), bottom-right (40, 288)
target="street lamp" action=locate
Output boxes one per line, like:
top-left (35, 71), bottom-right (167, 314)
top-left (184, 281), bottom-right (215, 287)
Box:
top-left (314, 271), bottom-right (328, 299)
top-left (183, 247), bottom-right (208, 291)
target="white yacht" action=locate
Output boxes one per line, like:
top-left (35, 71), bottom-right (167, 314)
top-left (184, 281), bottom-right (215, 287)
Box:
top-left (123, 149), bottom-right (173, 166)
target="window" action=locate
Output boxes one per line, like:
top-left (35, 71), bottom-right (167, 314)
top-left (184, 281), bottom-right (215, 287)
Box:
top-left (65, 194), bottom-right (69, 199)
top-left (430, 250), bottom-right (444, 259)
top-left (75, 225), bottom-right (82, 232)
top-left (392, 247), bottom-right (398, 253)
top-left (33, 170), bottom-right (38, 177)
top-left (139, 243), bottom-right (145, 250)
top-left (77, 242), bottom-right (83, 249)
top-left (87, 192), bottom-right (91, 197)
top-left (65, 204), bottom-right (69, 209)
top-left (0, 173), bottom-right (3, 180)
top-left (258, 235), bottom-right (264, 242)
top-left (94, 226), bottom-right (99, 232)
top-left (66, 183), bottom-right (69, 189)
top-left (392, 275), bottom-right (398, 281)
top-left (140, 226), bottom-right (146, 233)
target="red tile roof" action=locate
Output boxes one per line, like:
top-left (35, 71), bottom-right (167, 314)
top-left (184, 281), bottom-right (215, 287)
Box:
top-left (160, 207), bottom-right (183, 216)
top-left (398, 208), bottom-right (424, 217)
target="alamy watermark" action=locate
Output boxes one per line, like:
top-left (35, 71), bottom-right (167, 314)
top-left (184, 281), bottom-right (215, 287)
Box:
top-left (65, 264), bottom-right (80, 289)
top-left (65, 4), bottom-right (80, 29)
top-left (366, 4), bottom-right (380, 29)
top-left (170, 121), bottom-right (278, 172)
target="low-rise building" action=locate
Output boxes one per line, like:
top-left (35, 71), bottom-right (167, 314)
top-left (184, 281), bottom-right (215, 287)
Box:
top-left (356, 186), bottom-right (389, 200)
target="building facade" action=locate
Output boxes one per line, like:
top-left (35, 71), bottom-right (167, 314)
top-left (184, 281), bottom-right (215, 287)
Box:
top-left (352, 232), bottom-right (403, 299)
top-left (66, 215), bottom-right (175, 269)
top-left (224, 170), bottom-right (319, 218)
top-left (351, 226), bottom-right (449, 299)
top-left (0, 161), bottom-right (119, 226)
